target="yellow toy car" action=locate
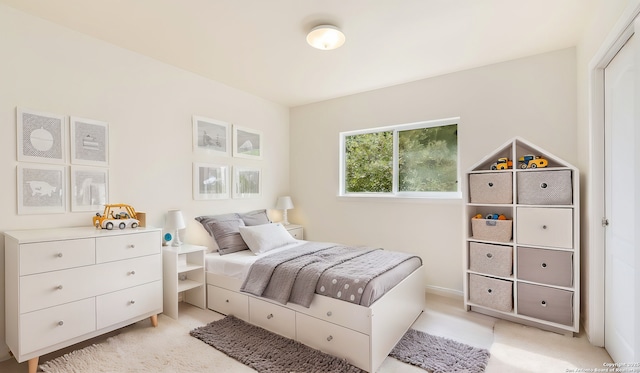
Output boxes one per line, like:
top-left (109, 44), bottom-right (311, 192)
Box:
top-left (518, 155), bottom-right (548, 169)
top-left (93, 204), bottom-right (140, 230)
top-left (490, 157), bottom-right (513, 170)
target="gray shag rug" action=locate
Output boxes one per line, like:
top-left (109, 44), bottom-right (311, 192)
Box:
top-left (190, 315), bottom-right (363, 373)
top-left (191, 315), bottom-right (490, 373)
top-left (390, 328), bottom-right (490, 373)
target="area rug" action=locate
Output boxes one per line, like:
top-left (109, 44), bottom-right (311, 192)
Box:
top-left (190, 315), bottom-right (363, 373)
top-left (389, 328), bottom-right (490, 373)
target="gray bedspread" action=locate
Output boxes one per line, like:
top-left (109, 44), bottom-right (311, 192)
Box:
top-left (240, 241), bottom-right (420, 308)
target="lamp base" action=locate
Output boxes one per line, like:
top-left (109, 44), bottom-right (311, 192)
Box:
top-left (282, 210), bottom-right (290, 225)
top-left (171, 231), bottom-right (182, 247)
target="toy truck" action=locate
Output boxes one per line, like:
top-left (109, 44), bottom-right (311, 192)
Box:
top-left (518, 155), bottom-right (548, 169)
top-left (93, 204), bottom-right (140, 230)
top-left (490, 157), bottom-right (513, 170)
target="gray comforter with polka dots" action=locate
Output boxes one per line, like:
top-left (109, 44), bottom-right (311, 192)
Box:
top-left (240, 241), bottom-right (418, 308)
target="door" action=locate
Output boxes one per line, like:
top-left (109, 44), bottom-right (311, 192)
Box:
top-left (603, 18), bottom-right (640, 363)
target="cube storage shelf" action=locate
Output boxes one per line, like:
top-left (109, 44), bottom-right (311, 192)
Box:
top-left (463, 137), bottom-right (580, 335)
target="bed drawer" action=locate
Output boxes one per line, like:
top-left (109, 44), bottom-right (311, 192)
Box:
top-left (249, 297), bottom-right (296, 339)
top-left (517, 247), bottom-right (573, 287)
top-left (469, 172), bottom-right (513, 204)
top-left (295, 294), bottom-right (371, 334)
top-left (469, 242), bottom-right (512, 277)
top-left (517, 283), bottom-right (573, 326)
top-left (296, 313), bottom-right (370, 371)
top-left (207, 285), bottom-right (249, 321)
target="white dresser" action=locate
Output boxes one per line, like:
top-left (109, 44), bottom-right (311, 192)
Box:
top-left (4, 226), bottom-right (163, 373)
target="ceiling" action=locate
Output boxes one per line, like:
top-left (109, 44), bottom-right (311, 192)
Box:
top-left (1, 0), bottom-right (596, 107)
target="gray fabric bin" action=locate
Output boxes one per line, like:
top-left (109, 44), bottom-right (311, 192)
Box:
top-left (469, 274), bottom-right (513, 312)
top-left (469, 172), bottom-right (513, 204)
top-left (469, 242), bottom-right (512, 277)
top-left (517, 170), bottom-right (572, 205)
top-left (471, 219), bottom-right (512, 243)
top-left (517, 283), bottom-right (573, 326)
top-left (517, 247), bottom-right (573, 287)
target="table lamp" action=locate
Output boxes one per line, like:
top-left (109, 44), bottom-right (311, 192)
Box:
top-left (166, 209), bottom-right (186, 247)
top-left (275, 196), bottom-right (294, 225)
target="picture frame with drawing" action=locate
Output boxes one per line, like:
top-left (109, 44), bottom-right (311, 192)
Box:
top-left (17, 108), bottom-right (66, 164)
top-left (71, 166), bottom-right (109, 212)
top-left (233, 167), bottom-right (261, 198)
top-left (233, 125), bottom-right (262, 159)
top-left (193, 116), bottom-right (231, 156)
top-left (70, 117), bottom-right (109, 166)
top-left (193, 162), bottom-right (230, 200)
top-left (17, 164), bottom-right (67, 214)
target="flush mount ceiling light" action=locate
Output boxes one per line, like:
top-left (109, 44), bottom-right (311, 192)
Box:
top-left (306, 25), bottom-right (346, 50)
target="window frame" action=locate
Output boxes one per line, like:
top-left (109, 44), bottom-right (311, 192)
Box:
top-left (339, 117), bottom-right (461, 199)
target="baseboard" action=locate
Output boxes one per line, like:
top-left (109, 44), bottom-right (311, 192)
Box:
top-left (424, 285), bottom-right (463, 300)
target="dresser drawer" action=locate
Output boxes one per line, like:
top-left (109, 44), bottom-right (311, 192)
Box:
top-left (20, 238), bottom-right (95, 275)
top-left (20, 266), bottom-right (97, 313)
top-left (20, 298), bottom-right (96, 354)
top-left (469, 242), bottom-right (512, 277)
top-left (517, 283), bottom-right (573, 326)
top-left (296, 313), bottom-right (369, 370)
top-left (96, 231), bottom-right (161, 263)
top-left (516, 207), bottom-right (573, 248)
top-left (207, 285), bottom-right (249, 321)
top-left (517, 170), bottom-right (572, 205)
top-left (96, 281), bottom-right (163, 329)
top-left (468, 274), bottom-right (513, 312)
top-left (517, 247), bottom-right (573, 287)
top-left (94, 254), bottom-right (162, 295)
top-left (469, 172), bottom-right (513, 204)
top-left (249, 297), bottom-right (296, 339)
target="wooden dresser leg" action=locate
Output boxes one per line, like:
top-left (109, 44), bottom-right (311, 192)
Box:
top-left (28, 356), bottom-right (39, 373)
top-left (150, 314), bottom-right (158, 327)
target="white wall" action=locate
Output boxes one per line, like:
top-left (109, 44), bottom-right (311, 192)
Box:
top-left (290, 48), bottom-right (577, 296)
top-left (0, 5), bottom-right (289, 360)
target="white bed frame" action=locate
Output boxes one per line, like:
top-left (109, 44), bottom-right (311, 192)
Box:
top-left (205, 265), bottom-right (425, 372)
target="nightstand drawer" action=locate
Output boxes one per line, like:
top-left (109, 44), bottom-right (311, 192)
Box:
top-left (20, 238), bottom-right (95, 275)
top-left (96, 281), bottom-right (163, 329)
top-left (96, 232), bottom-right (161, 263)
top-left (287, 227), bottom-right (304, 239)
top-left (207, 285), bottom-right (249, 321)
top-left (516, 207), bottom-right (573, 248)
top-left (249, 297), bottom-right (296, 339)
top-left (20, 298), bottom-right (96, 354)
top-left (517, 247), bottom-right (573, 287)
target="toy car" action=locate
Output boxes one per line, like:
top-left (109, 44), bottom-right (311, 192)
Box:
top-left (93, 204), bottom-right (140, 230)
top-left (490, 157), bottom-right (513, 170)
top-left (518, 155), bottom-right (548, 169)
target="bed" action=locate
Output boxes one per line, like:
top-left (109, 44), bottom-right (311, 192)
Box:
top-left (196, 211), bottom-right (425, 372)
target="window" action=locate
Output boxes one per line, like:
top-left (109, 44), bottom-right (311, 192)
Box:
top-left (340, 118), bottom-right (460, 198)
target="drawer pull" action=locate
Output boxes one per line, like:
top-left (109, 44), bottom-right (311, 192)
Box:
top-left (541, 262), bottom-right (547, 268)
top-left (486, 253), bottom-right (493, 259)
top-left (56, 253), bottom-right (63, 258)
top-left (542, 225), bottom-right (548, 230)
top-left (130, 300), bottom-right (136, 305)
top-left (488, 182), bottom-right (494, 187)
top-left (487, 288), bottom-right (493, 294)
top-left (128, 244), bottom-right (136, 249)
top-left (540, 182), bottom-right (548, 189)
top-left (55, 285), bottom-right (63, 290)
top-left (327, 335), bottom-right (333, 342)
top-left (225, 299), bottom-right (230, 303)
top-left (266, 314), bottom-right (274, 320)
top-left (128, 270), bottom-right (136, 276)
top-left (540, 300), bottom-right (547, 307)
top-left (58, 320), bottom-right (64, 326)
top-left (326, 311), bottom-right (332, 317)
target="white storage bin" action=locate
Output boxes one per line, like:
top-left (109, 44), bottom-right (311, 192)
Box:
top-left (471, 219), bottom-right (512, 243)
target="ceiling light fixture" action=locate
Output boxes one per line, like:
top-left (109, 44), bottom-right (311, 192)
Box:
top-left (306, 25), bottom-right (346, 50)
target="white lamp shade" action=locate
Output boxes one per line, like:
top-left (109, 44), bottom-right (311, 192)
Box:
top-left (275, 196), bottom-right (294, 210)
top-left (165, 210), bottom-right (186, 230)
top-left (306, 25), bottom-right (346, 50)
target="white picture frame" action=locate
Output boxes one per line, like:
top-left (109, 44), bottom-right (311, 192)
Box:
top-left (71, 166), bottom-right (109, 212)
top-left (233, 125), bottom-right (263, 159)
top-left (193, 116), bottom-right (231, 156)
top-left (70, 117), bottom-right (109, 166)
top-left (233, 166), bottom-right (261, 198)
top-left (17, 107), bottom-right (66, 164)
top-left (17, 164), bottom-right (67, 214)
top-left (193, 162), bottom-right (230, 200)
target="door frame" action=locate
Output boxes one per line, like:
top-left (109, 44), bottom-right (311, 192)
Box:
top-left (588, 1), bottom-right (640, 347)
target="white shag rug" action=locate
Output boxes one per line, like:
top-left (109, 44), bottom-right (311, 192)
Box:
top-left (39, 315), bottom-right (254, 373)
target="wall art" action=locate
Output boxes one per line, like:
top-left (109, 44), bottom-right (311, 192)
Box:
top-left (233, 125), bottom-right (262, 159)
top-left (193, 116), bottom-right (230, 156)
top-left (193, 162), bottom-right (230, 200)
top-left (70, 117), bottom-right (109, 166)
top-left (233, 166), bottom-right (261, 198)
top-left (17, 164), bottom-right (66, 214)
top-left (17, 108), bottom-right (66, 164)
top-left (71, 166), bottom-right (108, 212)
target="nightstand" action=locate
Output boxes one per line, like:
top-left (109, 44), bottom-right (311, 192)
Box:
top-left (284, 224), bottom-right (304, 239)
top-left (162, 244), bottom-right (206, 319)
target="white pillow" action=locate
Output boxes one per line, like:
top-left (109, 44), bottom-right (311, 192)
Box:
top-left (238, 223), bottom-right (298, 255)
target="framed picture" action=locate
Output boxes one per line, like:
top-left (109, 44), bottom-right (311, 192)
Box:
top-left (17, 108), bottom-right (66, 164)
top-left (71, 166), bottom-right (109, 212)
top-left (193, 162), bottom-right (230, 200)
top-left (70, 117), bottom-right (109, 166)
top-left (233, 167), bottom-right (261, 198)
top-left (233, 125), bottom-right (263, 159)
top-left (17, 164), bottom-right (66, 214)
top-left (193, 116), bottom-right (231, 156)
